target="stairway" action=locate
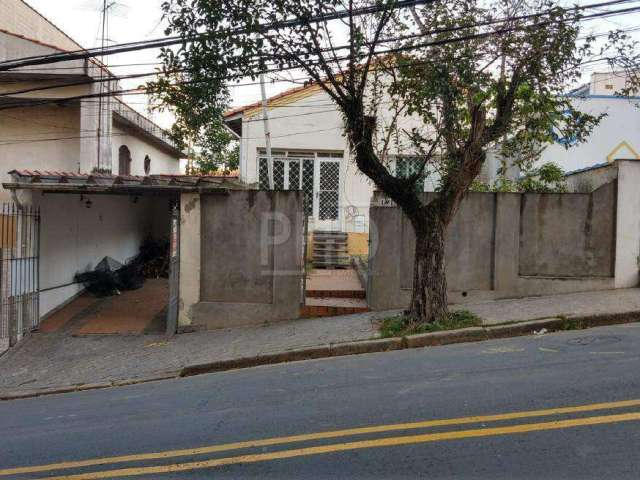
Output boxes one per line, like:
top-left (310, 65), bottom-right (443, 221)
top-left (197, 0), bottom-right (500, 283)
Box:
top-left (312, 231), bottom-right (350, 269)
top-left (301, 268), bottom-right (369, 318)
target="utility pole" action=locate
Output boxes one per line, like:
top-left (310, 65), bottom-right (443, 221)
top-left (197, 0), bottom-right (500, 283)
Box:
top-left (260, 74), bottom-right (274, 189)
top-left (96, 0), bottom-right (108, 172)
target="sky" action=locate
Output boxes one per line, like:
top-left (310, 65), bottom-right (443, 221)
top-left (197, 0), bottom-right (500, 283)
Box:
top-left (24, 0), bottom-right (278, 129)
top-left (23, 0), bottom-right (640, 131)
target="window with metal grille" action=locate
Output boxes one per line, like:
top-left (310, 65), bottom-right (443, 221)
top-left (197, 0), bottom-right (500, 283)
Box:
top-left (301, 159), bottom-right (314, 216)
top-left (319, 162), bottom-right (340, 220)
top-left (288, 160), bottom-right (300, 190)
top-left (274, 160), bottom-right (285, 190)
top-left (258, 157), bottom-right (298, 191)
top-left (395, 156), bottom-right (426, 192)
top-left (257, 149), bottom-right (343, 218)
top-left (258, 158), bottom-right (270, 190)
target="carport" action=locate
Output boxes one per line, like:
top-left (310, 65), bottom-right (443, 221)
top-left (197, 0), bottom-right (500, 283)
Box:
top-left (2, 170), bottom-right (244, 336)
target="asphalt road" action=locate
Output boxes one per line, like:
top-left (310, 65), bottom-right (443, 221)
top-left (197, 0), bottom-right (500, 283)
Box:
top-left (2, 323), bottom-right (640, 479)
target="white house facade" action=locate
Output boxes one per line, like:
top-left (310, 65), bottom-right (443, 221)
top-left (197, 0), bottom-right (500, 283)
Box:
top-left (225, 82), bottom-right (504, 255)
top-left (225, 84), bottom-right (371, 252)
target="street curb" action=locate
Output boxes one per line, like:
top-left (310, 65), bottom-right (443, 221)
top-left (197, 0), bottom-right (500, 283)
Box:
top-left (0, 372), bottom-right (181, 401)
top-left (2, 310), bottom-right (639, 400)
top-left (180, 311), bottom-right (640, 377)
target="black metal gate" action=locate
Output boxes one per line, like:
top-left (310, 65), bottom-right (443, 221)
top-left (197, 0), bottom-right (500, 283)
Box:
top-left (0, 203), bottom-right (40, 351)
top-left (166, 203), bottom-right (180, 336)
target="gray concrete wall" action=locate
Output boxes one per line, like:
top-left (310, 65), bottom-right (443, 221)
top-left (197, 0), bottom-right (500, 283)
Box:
top-left (181, 190), bottom-right (305, 330)
top-left (565, 163), bottom-right (618, 192)
top-left (519, 184), bottom-right (616, 278)
top-left (397, 193), bottom-right (496, 292)
top-left (368, 185), bottom-right (617, 311)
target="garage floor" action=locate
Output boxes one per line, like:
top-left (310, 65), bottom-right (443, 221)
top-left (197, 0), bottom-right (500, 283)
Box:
top-left (39, 278), bottom-right (168, 335)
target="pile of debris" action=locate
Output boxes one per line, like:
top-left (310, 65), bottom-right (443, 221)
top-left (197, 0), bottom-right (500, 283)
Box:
top-left (75, 236), bottom-right (170, 297)
top-left (138, 236), bottom-right (170, 279)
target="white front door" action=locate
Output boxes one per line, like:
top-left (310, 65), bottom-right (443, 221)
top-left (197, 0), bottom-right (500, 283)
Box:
top-left (314, 158), bottom-right (341, 231)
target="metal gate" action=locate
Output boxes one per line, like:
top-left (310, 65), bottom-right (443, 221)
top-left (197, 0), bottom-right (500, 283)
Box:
top-left (166, 203), bottom-right (180, 336)
top-left (0, 203), bottom-right (40, 351)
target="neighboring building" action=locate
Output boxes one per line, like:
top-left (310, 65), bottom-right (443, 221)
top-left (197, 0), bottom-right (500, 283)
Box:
top-left (542, 71), bottom-right (640, 176)
top-left (0, 0), bottom-right (186, 346)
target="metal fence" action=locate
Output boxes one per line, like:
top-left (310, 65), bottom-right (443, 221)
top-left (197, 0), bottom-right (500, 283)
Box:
top-left (0, 203), bottom-right (40, 351)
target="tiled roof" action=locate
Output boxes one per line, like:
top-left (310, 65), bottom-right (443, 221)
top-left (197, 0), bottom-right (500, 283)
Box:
top-left (224, 83), bottom-right (321, 118)
top-left (5, 170), bottom-right (243, 194)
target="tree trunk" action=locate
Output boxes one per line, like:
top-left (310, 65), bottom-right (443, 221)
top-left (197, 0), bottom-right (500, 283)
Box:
top-left (406, 210), bottom-right (448, 325)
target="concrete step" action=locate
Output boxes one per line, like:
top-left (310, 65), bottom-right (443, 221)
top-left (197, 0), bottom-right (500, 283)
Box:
top-left (313, 248), bottom-right (348, 255)
top-left (313, 251), bottom-right (349, 259)
top-left (314, 232), bottom-right (348, 241)
top-left (314, 240), bottom-right (347, 246)
top-left (306, 289), bottom-right (366, 299)
top-left (313, 256), bottom-right (350, 262)
top-left (301, 297), bottom-right (369, 318)
top-left (314, 239), bottom-right (348, 245)
top-left (312, 263), bottom-right (351, 270)
top-left (314, 230), bottom-right (346, 235)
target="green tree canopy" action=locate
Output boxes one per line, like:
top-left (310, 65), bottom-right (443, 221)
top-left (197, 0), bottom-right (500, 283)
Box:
top-left (151, 0), bottom-right (637, 324)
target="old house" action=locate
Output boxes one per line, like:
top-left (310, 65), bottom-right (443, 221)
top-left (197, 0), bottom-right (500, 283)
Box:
top-left (0, 0), bottom-right (189, 351)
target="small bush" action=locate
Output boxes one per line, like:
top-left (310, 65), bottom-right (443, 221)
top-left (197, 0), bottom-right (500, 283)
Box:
top-left (559, 317), bottom-right (586, 331)
top-left (379, 310), bottom-right (482, 338)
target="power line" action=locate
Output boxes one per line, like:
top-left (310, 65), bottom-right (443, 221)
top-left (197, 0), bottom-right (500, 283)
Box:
top-left (0, 0), bottom-right (637, 101)
top-left (8, 16), bottom-right (637, 74)
top-left (0, 0), bottom-right (436, 72)
top-left (0, 3), bottom-right (637, 112)
top-left (0, 56), bottom-right (626, 143)
top-left (0, 0), bottom-right (631, 74)
top-left (0, 125), bottom-right (342, 146)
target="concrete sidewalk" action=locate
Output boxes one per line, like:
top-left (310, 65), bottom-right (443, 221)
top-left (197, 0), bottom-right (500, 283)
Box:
top-left (1, 288), bottom-right (640, 399)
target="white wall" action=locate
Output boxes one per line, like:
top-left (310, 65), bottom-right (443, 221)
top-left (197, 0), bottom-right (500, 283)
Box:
top-left (31, 193), bottom-right (172, 317)
top-left (539, 96), bottom-right (640, 173)
top-left (237, 84), bottom-right (493, 233)
top-left (240, 88), bottom-right (420, 233)
top-left (590, 72), bottom-right (629, 96)
top-left (240, 89), bottom-right (347, 182)
top-left (614, 161), bottom-right (640, 288)
top-left (112, 125), bottom-right (181, 176)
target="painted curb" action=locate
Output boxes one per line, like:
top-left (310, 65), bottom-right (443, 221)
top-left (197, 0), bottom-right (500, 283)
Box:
top-left (2, 310), bottom-right (640, 400)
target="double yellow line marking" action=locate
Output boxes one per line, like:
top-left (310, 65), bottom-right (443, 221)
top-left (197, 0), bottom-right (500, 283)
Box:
top-left (3, 399), bottom-right (640, 479)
